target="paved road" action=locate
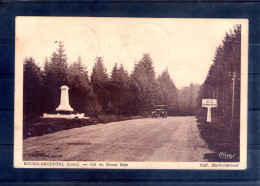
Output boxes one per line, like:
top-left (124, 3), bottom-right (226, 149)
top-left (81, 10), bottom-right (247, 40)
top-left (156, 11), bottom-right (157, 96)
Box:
top-left (23, 116), bottom-right (212, 162)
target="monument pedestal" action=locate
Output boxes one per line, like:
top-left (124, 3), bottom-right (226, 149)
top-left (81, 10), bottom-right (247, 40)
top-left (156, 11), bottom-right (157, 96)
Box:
top-left (56, 85), bottom-right (73, 112)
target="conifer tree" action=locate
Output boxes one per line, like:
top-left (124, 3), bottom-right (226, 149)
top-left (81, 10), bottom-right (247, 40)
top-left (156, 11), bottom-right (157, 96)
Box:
top-left (157, 69), bottom-right (179, 115)
top-left (90, 57), bottom-right (109, 111)
top-left (130, 53), bottom-right (158, 115)
top-left (42, 41), bottom-right (69, 112)
top-left (23, 57), bottom-right (43, 119)
top-left (130, 61), bottom-right (146, 115)
top-left (108, 63), bottom-right (131, 115)
top-left (68, 57), bottom-right (92, 114)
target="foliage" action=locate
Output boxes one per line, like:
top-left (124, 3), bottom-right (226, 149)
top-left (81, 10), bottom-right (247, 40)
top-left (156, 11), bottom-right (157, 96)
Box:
top-left (29, 33), bottom-right (247, 120)
top-left (90, 57), bottom-right (109, 111)
top-left (23, 47), bottom-right (199, 118)
top-left (97, 114), bottom-right (118, 123)
top-left (130, 53), bottom-right (159, 115)
top-left (156, 69), bottom-right (179, 115)
top-left (42, 42), bottom-right (69, 112)
top-left (196, 25), bottom-right (241, 135)
top-left (23, 57), bottom-right (43, 119)
top-left (87, 99), bottom-right (103, 117)
top-left (179, 83), bottom-right (200, 116)
top-left (108, 63), bottom-right (132, 115)
top-left (67, 57), bottom-right (92, 114)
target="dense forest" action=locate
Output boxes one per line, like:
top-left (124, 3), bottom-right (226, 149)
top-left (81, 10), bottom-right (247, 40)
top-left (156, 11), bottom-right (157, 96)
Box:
top-left (196, 24), bottom-right (241, 136)
top-left (23, 24), bottom-right (241, 133)
top-left (23, 42), bottom-right (199, 119)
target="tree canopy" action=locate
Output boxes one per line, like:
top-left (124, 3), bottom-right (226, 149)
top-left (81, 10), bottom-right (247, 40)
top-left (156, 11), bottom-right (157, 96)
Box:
top-left (196, 24), bottom-right (241, 135)
top-left (22, 26), bottom-right (241, 123)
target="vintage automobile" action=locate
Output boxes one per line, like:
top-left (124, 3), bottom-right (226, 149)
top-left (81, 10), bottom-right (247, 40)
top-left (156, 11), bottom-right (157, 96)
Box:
top-left (152, 105), bottom-right (168, 118)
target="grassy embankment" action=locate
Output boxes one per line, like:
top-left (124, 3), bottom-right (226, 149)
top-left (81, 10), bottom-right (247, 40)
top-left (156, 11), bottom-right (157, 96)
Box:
top-left (196, 116), bottom-right (240, 162)
top-left (23, 115), bottom-right (142, 139)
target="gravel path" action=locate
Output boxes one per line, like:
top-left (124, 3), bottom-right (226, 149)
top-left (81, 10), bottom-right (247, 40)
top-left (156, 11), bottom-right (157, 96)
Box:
top-left (23, 116), bottom-right (213, 162)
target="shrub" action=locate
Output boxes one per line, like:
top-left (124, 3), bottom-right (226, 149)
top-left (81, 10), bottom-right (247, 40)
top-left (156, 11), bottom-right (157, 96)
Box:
top-left (87, 100), bottom-right (103, 117)
top-left (98, 114), bottom-right (118, 123)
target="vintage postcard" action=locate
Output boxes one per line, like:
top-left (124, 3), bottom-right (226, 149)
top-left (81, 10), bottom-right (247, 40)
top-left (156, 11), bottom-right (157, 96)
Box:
top-left (14, 17), bottom-right (248, 169)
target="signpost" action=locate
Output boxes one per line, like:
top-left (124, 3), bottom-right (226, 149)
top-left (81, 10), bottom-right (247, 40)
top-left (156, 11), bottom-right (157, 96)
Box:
top-left (202, 99), bottom-right (217, 122)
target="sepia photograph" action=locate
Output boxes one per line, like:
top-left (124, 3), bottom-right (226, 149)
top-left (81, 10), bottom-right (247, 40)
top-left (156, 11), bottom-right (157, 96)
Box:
top-left (14, 17), bottom-right (248, 169)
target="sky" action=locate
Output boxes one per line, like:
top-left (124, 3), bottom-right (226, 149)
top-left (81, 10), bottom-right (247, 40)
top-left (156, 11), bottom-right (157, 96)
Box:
top-left (16, 17), bottom-right (242, 89)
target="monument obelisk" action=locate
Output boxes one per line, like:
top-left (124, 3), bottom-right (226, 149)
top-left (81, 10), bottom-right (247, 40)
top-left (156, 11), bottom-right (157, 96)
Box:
top-left (56, 85), bottom-right (73, 112)
top-left (43, 85), bottom-right (85, 118)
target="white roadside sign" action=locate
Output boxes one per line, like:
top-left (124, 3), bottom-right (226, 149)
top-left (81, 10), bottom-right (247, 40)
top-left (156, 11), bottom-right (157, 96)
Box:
top-left (202, 99), bottom-right (217, 108)
top-left (202, 99), bottom-right (217, 122)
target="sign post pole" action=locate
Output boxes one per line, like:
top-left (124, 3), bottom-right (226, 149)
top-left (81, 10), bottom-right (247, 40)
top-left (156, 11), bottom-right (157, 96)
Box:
top-left (207, 107), bottom-right (211, 122)
top-left (231, 71), bottom-right (236, 129)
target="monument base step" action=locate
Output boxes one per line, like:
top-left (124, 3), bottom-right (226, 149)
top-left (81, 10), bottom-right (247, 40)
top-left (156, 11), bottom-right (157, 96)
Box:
top-left (48, 110), bottom-right (78, 114)
top-left (43, 113), bottom-right (87, 119)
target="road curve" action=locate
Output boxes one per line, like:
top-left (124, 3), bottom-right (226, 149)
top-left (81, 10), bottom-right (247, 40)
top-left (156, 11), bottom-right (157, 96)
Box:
top-left (23, 116), bottom-right (212, 162)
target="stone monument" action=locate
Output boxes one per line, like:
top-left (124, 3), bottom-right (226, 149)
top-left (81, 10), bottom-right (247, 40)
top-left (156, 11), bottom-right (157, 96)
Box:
top-left (56, 85), bottom-right (73, 112)
top-left (43, 85), bottom-right (86, 119)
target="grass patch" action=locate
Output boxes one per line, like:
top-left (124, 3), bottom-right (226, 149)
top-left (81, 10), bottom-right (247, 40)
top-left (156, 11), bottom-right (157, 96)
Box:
top-left (23, 118), bottom-right (97, 139)
top-left (24, 115), bottom-right (143, 139)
